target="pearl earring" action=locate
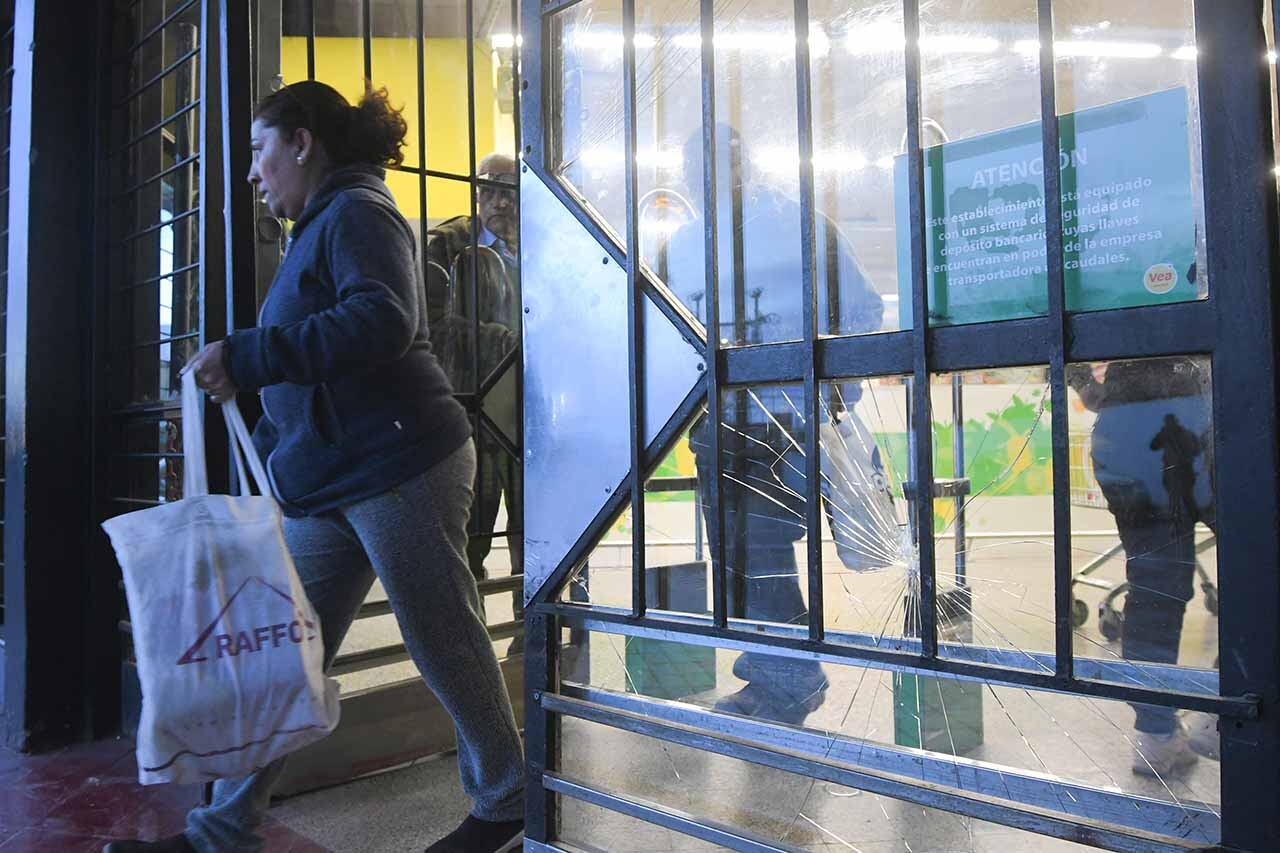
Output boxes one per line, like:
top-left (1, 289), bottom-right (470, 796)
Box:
top-left (296, 155), bottom-right (304, 165)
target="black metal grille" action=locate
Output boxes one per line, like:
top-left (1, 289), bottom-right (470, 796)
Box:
top-left (0, 3), bottom-right (15, 627)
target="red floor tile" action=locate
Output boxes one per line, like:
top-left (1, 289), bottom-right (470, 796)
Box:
top-left (40, 777), bottom-right (199, 840)
top-left (0, 828), bottom-right (109, 852)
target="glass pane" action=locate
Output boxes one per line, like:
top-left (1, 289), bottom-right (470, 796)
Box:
top-left (424, 175), bottom-right (484, 392)
top-left (904, 0), bottom-right (1047, 328)
top-left (1051, 1), bottom-right (1207, 311)
top-left (711, 0), bottom-right (803, 346)
top-left (559, 797), bottom-right (730, 852)
top-left (549, 0), bottom-right (626, 240)
top-left (369, 1), bottom-right (423, 170)
top-left (819, 376), bottom-right (915, 644)
top-left (1067, 356), bottom-right (1218, 702)
top-left (932, 367), bottom-right (1056, 672)
top-left (474, 0), bottom-right (519, 168)
top-left (557, 711), bottom-right (1213, 849)
top-left (812, 1), bottom-right (905, 334)
top-left (312, 0), bottom-right (366, 101)
top-left (566, 629), bottom-right (1222, 837)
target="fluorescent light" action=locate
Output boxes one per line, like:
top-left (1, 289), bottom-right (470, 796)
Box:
top-left (490, 33), bottom-right (522, 49)
top-left (570, 32), bottom-right (656, 52)
top-left (580, 146), bottom-right (684, 172)
top-left (845, 22), bottom-right (905, 55)
top-left (1269, 50), bottom-right (1278, 64)
top-left (1171, 45), bottom-right (1197, 61)
top-left (921, 35), bottom-right (1000, 54)
top-left (752, 146), bottom-right (898, 175)
top-left (1015, 39), bottom-right (1163, 59)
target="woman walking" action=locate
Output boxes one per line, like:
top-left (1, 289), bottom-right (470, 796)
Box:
top-left (105, 80), bottom-right (524, 853)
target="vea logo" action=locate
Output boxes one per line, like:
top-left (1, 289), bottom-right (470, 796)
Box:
top-left (176, 576), bottom-right (318, 666)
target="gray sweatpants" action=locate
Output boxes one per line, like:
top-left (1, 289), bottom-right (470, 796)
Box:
top-left (186, 441), bottom-right (525, 853)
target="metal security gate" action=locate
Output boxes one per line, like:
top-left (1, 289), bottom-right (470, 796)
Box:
top-left (519, 0), bottom-right (1280, 850)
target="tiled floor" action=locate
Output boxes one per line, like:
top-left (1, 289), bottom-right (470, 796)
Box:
top-left (0, 738), bottom-right (327, 852)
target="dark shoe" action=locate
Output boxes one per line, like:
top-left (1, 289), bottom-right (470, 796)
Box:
top-left (713, 684), bottom-right (825, 726)
top-left (425, 815), bottom-right (523, 853)
top-left (103, 835), bottom-right (196, 853)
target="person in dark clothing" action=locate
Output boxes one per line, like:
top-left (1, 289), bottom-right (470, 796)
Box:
top-left (665, 125), bottom-right (885, 725)
top-left (106, 82), bottom-right (523, 853)
top-left (425, 153), bottom-right (523, 625)
top-left (1068, 356), bottom-right (1216, 778)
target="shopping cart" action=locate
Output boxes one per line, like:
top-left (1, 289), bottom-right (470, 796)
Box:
top-left (1068, 429), bottom-right (1218, 641)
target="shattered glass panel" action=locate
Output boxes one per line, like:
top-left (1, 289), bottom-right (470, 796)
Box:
top-left (557, 712), bottom-right (1212, 849)
top-left (818, 376), bottom-right (915, 646)
top-left (706, 384), bottom-right (815, 651)
top-left (931, 367), bottom-right (1057, 673)
top-left (559, 798), bottom-right (730, 851)
top-left (562, 629), bottom-right (1221, 844)
top-left (1067, 356), bottom-right (1218, 694)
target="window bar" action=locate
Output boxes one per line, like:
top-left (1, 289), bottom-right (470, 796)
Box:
top-left (902, 0), bottom-right (937, 657)
top-left (699, 0), bottom-right (726, 627)
top-left (306, 0), bottom-right (316, 80)
top-left (114, 153), bottom-right (200, 202)
top-left (1035, 0), bottom-right (1073, 679)
top-left (115, 100), bottom-right (200, 156)
top-left (116, 0), bottom-right (199, 61)
top-left (465, 0), bottom-right (485, 549)
top-left (417, 0), bottom-right (428, 307)
top-left (362, 0), bottom-right (373, 84)
top-left (114, 206), bottom-right (199, 246)
top-left (793, 0), bottom-right (822, 642)
top-left (623, 0), bottom-right (645, 619)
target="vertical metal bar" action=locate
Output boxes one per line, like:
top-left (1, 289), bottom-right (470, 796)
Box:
top-left (792, 0), bottom-right (822, 643)
top-left (1198, 3), bottom-right (1280, 848)
top-left (902, 0), bottom-right (936, 657)
top-left (1035, 0), bottom-right (1072, 680)
top-left (524, 613), bottom-right (559, 844)
top-left (362, 0), bottom-right (373, 83)
top-left (951, 373), bottom-right (965, 587)
top-left (699, 0), bottom-right (726, 628)
top-left (305, 0), bottom-right (315, 80)
top-left (622, 0), bottom-right (646, 619)
top-left (465, 0), bottom-right (484, 550)
top-left (417, 0), bottom-right (428, 281)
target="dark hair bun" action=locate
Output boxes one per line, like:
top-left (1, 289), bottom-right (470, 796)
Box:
top-left (254, 80), bottom-right (407, 168)
top-left (343, 86), bottom-right (408, 168)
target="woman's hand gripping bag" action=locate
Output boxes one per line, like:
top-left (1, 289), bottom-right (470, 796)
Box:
top-left (102, 371), bottom-right (339, 784)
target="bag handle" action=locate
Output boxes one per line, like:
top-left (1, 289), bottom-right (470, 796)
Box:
top-left (181, 370), bottom-right (209, 498)
top-left (222, 399), bottom-right (271, 497)
top-left (181, 368), bottom-right (272, 499)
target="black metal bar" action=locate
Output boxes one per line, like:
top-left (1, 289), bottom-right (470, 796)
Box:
top-left (541, 603), bottom-right (1257, 718)
top-left (792, 0), bottom-right (822, 643)
top-left (115, 100), bottom-right (200, 156)
top-left (114, 46), bottom-right (199, 109)
top-left (114, 261), bottom-right (200, 295)
top-left (524, 613), bottom-right (558, 845)
top-left (542, 693), bottom-right (1200, 853)
top-left (116, 331), bottom-right (200, 353)
top-left (362, 0), bottom-right (373, 83)
top-left (109, 401), bottom-right (182, 418)
top-left (115, 0), bottom-right (200, 61)
top-left (306, 0), bottom-right (316, 80)
top-left (544, 774), bottom-right (799, 853)
top-left (114, 206), bottom-right (199, 246)
top-left (1035, 0), bottom-right (1072, 679)
top-left (541, 0), bottom-right (589, 16)
top-left (902, 0), bottom-right (936, 657)
top-left (464, 0), bottom-right (484, 550)
top-left (621, 0), bottom-right (645, 620)
top-left (416, 0), bottom-right (428, 308)
top-left (645, 476), bottom-right (698, 492)
top-left (478, 410), bottom-right (520, 468)
top-left (1198, 2), bottom-right (1280, 848)
top-left (113, 153), bottom-right (200, 202)
top-left (478, 344), bottom-right (520, 397)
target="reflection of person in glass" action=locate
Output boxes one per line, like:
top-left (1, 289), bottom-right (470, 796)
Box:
top-left (1069, 357), bottom-right (1218, 777)
top-left (665, 125), bottom-right (884, 724)
top-left (425, 153), bottom-right (523, 619)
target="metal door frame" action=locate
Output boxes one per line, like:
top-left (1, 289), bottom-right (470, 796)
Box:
top-left (519, 1), bottom-right (1280, 850)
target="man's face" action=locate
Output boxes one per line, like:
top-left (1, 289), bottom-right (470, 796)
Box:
top-left (478, 168), bottom-right (518, 244)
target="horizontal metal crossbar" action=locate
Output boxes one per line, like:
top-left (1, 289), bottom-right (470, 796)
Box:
top-left (560, 684), bottom-right (1220, 845)
top-left (541, 604), bottom-right (1254, 718)
top-left (329, 620), bottom-right (523, 676)
top-left (116, 100), bottom-right (200, 155)
top-left (542, 693), bottom-right (1203, 853)
top-left (115, 46), bottom-right (198, 108)
top-left (116, 0), bottom-right (200, 61)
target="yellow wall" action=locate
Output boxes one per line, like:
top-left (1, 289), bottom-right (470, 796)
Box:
top-left (281, 36), bottom-right (515, 223)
